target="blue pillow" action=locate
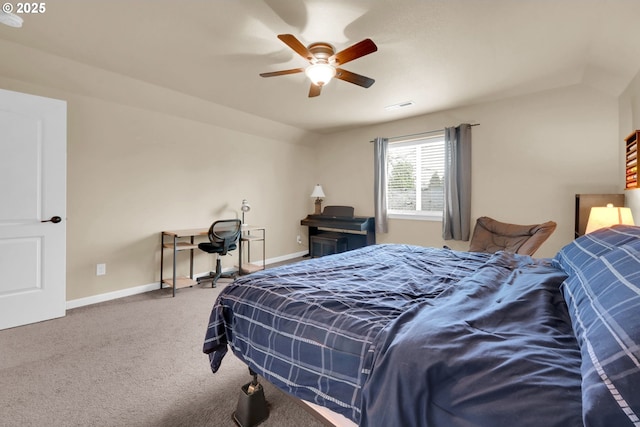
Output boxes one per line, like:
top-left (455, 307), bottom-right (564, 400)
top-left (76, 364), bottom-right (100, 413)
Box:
top-left (561, 238), bottom-right (640, 426)
top-left (553, 225), bottom-right (640, 277)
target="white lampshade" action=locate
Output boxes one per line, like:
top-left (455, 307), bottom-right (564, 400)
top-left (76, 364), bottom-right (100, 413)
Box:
top-left (310, 185), bottom-right (325, 198)
top-left (305, 63), bottom-right (336, 86)
top-left (585, 203), bottom-right (635, 234)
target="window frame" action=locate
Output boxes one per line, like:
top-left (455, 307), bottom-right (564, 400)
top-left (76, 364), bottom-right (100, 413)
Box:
top-left (386, 133), bottom-right (445, 222)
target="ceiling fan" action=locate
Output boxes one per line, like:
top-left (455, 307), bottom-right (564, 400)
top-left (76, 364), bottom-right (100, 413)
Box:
top-left (0, 11), bottom-right (23, 28)
top-left (260, 34), bottom-right (377, 97)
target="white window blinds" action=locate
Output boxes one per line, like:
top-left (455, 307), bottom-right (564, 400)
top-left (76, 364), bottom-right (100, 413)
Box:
top-left (387, 134), bottom-right (445, 217)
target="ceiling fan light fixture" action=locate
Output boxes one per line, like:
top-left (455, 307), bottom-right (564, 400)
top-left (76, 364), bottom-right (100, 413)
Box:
top-left (305, 63), bottom-right (336, 86)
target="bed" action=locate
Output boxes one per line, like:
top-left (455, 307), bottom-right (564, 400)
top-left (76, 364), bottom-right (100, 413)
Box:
top-left (203, 225), bottom-right (640, 427)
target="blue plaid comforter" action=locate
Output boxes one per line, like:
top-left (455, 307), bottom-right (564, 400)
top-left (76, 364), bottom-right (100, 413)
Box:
top-left (203, 244), bottom-right (493, 421)
top-left (203, 243), bottom-right (589, 426)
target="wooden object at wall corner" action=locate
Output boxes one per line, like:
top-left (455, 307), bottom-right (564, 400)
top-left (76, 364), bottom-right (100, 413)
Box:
top-left (625, 130), bottom-right (638, 190)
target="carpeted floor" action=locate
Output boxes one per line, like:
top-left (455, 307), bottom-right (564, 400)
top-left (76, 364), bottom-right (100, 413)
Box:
top-left (0, 279), bottom-right (326, 427)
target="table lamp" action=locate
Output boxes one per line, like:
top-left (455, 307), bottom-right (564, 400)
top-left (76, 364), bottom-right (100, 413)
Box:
top-left (585, 203), bottom-right (635, 234)
top-left (310, 185), bottom-right (325, 215)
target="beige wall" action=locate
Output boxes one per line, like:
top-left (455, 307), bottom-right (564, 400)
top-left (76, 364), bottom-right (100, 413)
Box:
top-left (64, 97), bottom-right (317, 300)
top-left (314, 84), bottom-right (621, 258)
top-left (0, 45), bottom-right (320, 301)
top-left (1, 35), bottom-right (631, 302)
top-left (619, 69), bottom-right (640, 218)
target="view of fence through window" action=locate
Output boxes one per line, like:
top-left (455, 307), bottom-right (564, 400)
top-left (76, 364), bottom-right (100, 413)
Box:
top-left (387, 134), bottom-right (445, 216)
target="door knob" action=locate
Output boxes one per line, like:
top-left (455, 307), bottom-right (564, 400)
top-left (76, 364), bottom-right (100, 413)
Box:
top-left (41, 216), bottom-right (62, 223)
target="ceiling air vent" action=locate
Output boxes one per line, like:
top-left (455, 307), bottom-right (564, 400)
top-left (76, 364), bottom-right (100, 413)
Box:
top-left (384, 101), bottom-right (415, 111)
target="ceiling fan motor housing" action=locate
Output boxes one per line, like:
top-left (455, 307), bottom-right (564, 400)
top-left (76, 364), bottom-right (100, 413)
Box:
top-left (307, 42), bottom-right (335, 64)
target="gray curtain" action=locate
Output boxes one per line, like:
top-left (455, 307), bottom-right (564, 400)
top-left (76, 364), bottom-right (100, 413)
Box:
top-left (443, 124), bottom-right (472, 240)
top-left (373, 137), bottom-right (389, 233)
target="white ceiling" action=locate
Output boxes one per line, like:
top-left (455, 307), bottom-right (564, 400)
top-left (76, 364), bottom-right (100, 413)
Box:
top-left (2, 0), bottom-right (640, 134)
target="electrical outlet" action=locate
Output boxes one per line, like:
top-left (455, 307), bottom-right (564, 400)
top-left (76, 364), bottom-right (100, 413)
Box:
top-left (96, 263), bottom-right (106, 276)
top-left (296, 235), bottom-right (302, 244)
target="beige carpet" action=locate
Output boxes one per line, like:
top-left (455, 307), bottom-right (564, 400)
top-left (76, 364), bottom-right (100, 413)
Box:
top-left (0, 281), bottom-right (326, 427)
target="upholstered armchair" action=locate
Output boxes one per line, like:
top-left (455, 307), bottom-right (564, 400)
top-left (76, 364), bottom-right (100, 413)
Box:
top-left (468, 216), bottom-right (557, 256)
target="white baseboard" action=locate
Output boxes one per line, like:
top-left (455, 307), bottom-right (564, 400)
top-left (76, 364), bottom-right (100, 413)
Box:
top-left (66, 250), bottom-right (308, 310)
top-left (66, 282), bottom-right (159, 310)
top-left (262, 250), bottom-right (307, 265)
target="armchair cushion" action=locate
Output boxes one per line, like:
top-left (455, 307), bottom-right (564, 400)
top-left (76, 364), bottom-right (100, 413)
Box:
top-left (468, 216), bottom-right (556, 256)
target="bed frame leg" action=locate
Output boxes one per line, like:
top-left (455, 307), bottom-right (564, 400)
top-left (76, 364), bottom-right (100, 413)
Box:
top-left (232, 368), bottom-right (270, 427)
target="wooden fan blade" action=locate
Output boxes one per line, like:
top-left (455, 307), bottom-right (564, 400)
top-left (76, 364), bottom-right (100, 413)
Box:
top-left (308, 84), bottom-right (322, 97)
top-left (278, 34), bottom-right (313, 61)
top-left (260, 68), bottom-right (304, 78)
top-left (335, 68), bottom-right (375, 88)
top-left (331, 38), bottom-right (377, 66)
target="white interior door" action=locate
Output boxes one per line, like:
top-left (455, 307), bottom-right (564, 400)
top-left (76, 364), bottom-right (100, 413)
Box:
top-left (0, 88), bottom-right (67, 330)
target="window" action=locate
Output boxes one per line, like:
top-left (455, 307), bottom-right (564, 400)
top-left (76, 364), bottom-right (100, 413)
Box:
top-left (387, 134), bottom-right (445, 219)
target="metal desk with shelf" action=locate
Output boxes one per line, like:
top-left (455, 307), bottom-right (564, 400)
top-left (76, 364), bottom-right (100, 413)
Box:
top-left (160, 228), bottom-right (208, 297)
top-left (160, 225), bottom-right (266, 296)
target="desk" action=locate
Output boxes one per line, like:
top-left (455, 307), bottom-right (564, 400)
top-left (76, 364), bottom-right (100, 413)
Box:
top-left (160, 225), bottom-right (266, 296)
top-left (160, 228), bottom-right (207, 297)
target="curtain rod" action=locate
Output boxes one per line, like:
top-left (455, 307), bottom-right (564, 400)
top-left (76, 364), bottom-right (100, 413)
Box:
top-left (369, 123), bottom-right (480, 143)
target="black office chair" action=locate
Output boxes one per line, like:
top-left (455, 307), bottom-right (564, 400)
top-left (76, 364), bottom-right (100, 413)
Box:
top-left (197, 219), bottom-right (241, 288)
